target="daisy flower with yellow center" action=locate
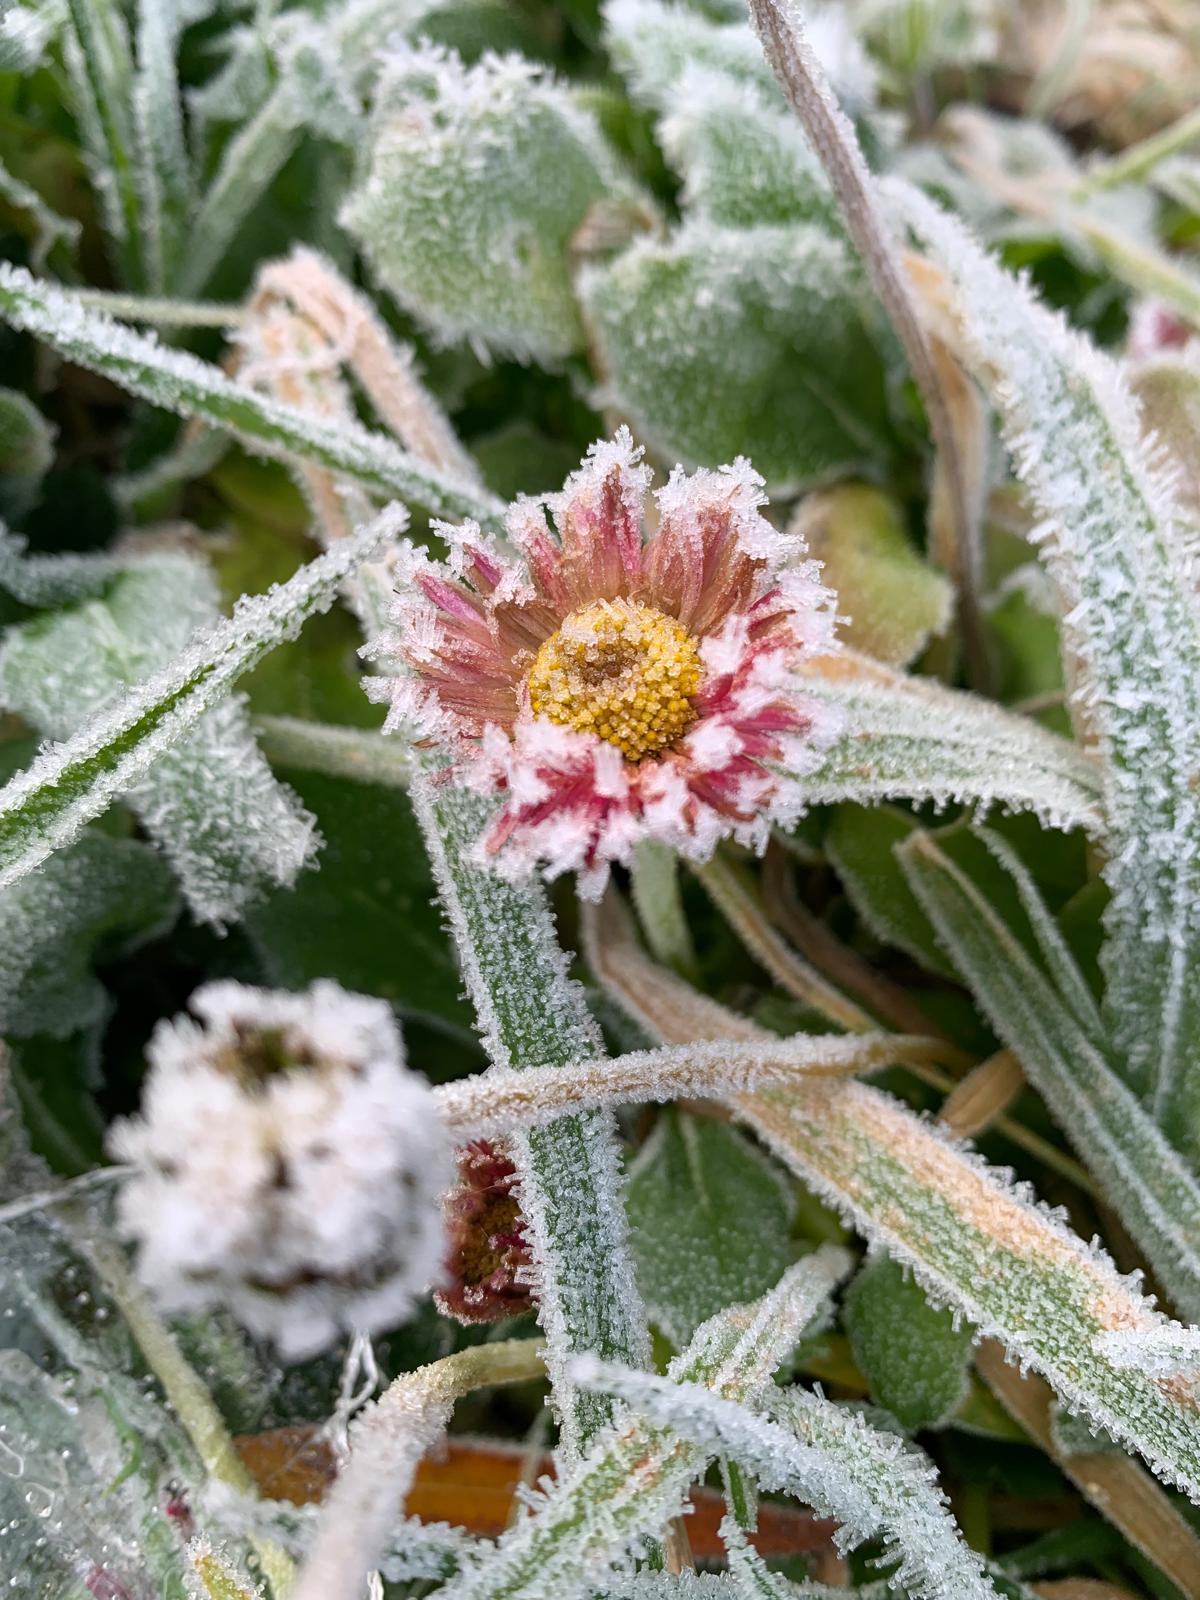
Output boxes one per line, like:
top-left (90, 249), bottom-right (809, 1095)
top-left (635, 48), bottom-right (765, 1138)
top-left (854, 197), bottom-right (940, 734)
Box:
top-left (367, 428), bottom-right (840, 895)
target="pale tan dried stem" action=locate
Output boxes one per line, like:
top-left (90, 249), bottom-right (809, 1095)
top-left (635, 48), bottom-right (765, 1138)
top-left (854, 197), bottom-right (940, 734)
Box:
top-left (291, 1340), bottom-right (546, 1600)
top-left (761, 842), bottom-right (956, 1043)
top-left (254, 248), bottom-right (483, 484)
top-left (976, 1341), bottom-right (1200, 1600)
top-left (432, 1033), bottom-right (951, 1138)
top-left (940, 1051), bottom-right (1027, 1138)
top-left (744, 0), bottom-right (988, 686)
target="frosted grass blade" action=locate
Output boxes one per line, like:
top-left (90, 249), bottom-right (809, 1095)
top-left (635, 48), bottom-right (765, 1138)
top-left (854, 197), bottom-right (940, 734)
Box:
top-left (795, 653), bottom-right (1103, 832)
top-left (410, 771), bottom-right (650, 1460)
top-left (582, 896), bottom-right (1200, 1498)
top-left (900, 830), bottom-right (1200, 1322)
top-left (430, 1250), bottom-right (851, 1600)
top-left (889, 178), bottom-right (1200, 1154)
top-left (573, 1363), bottom-right (997, 1600)
top-left (63, 0), bottom-right (142, 285)
top-left (0, 512), bottom-right (400, 892)
top-left (0, 264), bottom-right (503, 526)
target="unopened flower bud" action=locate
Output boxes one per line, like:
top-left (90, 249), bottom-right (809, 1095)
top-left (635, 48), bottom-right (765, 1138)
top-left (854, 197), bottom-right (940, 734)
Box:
top-left (435, 1140), bottom-right (534, 1324)
top-left (110, 980), bottom-right (451, 1361)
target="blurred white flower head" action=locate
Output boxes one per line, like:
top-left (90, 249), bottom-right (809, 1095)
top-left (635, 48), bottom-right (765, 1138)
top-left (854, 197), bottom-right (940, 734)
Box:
top-left (109, 979), bottom-right (451, 1361)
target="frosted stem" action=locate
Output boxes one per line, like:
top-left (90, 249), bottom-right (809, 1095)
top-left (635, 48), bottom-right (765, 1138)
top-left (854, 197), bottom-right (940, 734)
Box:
top-left (410, 768), bottom-right (651, 1461)
top-left (744, 0), bottom-right (987, 685)
top-left (63, 1207), bottom-right (295, 1596)
top-left (1075, 103), bottom-right (1200, 195)
top-left (252, 715), bottom-right (411, 788)
top-left (291, 1340), bottom-right (545, 1600)
top-left (631, 840), bottom-right (699, 982)
top-left (432, 1033), bottom-right (943, 1138)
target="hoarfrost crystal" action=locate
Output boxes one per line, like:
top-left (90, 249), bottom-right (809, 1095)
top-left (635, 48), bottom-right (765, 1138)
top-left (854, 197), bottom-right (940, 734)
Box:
top-left (368, 429), bottom-right (840, 894)
top-left (110, 980), bottom-right (451, 1360)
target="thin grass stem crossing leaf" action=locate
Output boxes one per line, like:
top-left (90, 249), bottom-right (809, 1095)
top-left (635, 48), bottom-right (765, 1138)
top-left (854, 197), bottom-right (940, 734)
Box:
top-left (0, 265), bottom-right (503, 526)
top-left (0, 513), bottom-right (399, 897)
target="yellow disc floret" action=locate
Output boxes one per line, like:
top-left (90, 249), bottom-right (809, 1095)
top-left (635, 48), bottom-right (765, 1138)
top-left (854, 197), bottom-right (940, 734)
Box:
top-left (527, 598), bottom-right (703, 761)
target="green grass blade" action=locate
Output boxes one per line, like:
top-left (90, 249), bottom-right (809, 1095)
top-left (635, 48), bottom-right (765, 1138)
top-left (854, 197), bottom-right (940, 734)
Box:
top-left (900, 829), bottom-right (1200, 1323)
top-left (0, 511), bottom-right (399, 891)
top-left (0, 264), bottom-right (503, 526)
top-left (890, 178), bottom-right (1200, 1156)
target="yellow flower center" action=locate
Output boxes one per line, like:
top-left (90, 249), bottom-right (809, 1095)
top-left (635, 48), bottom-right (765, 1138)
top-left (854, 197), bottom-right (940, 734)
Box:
top-left (527, 597), bottom-right (703, 761)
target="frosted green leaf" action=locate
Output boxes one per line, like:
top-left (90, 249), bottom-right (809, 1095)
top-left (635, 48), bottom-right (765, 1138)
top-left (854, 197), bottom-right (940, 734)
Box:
top-left (433, 1249), bottom-right (851, 1600)
top-left (0, 389), bottom-right (54, 522)
top-left (658, 67), bottom-right (839, 230)
top-left (581, 221), bottom-right (894, 492)
top-left (0, 830), bottom-right (178, 1038)
top-left (0, 514), bottom-right (397, 901)
top-left (844, 1252), bottom-right (973, 1431)
top-left (626, 1110), bottom-right (796, 1345)
top-left (824, 804), bottom-right (957, 978)
top-left (574, 1360), bottom-right (998, 1600)
top-left (586, 911), bottom-right (1200, 1498)
top-left (795, 486), bottom-right (954, 667)
top-left (898, 829), bottom-right (1200, 1324)
top-left (0, 553), bottom-right (318, 928)
top-left (890, 179), bottom-right (1200, 1157)
top-left (794, 655), bottom-right (1104, 831)
top-left (604, 0), bottom-right (876, 117)
top-left (343, 47), bottom-right (640, 361)
top-left (0, 264), bottom-right (502, 526)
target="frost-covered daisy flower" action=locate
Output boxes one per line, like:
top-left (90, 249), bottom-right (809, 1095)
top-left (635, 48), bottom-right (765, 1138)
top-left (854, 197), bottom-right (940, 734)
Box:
top-left (367, 429), bottom-right (839, 894)
top-left (109, 980), bottom-right (451, 1361)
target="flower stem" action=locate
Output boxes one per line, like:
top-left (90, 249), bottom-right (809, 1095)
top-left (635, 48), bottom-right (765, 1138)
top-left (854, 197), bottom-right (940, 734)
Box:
top-left (64, 1209), bottom-right (296, 1597)
top-left (410, 768), bottom-right (652, 1461)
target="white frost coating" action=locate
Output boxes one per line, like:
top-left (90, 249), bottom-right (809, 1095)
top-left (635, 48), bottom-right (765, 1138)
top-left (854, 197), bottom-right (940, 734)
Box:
top-left (431, 1251), bottom-right (851, 1600)
top-left (0, 263), bottom-right (501, 525)
top-left (0, 551), bottom-right (317, 927)
top-left (888, 179), bottom-right (1200, 1151)
top-left (583, 899), bottom-right (1200, 1500)
top-left (603, 0), bottom-right (875, 116)
top-left (900, 831), bottom-right (1200, 1325)
top-left (0, 511), bottom-right (399, 895)
top-left (795, 653), bottom-right (1104, 831)
top-left (1099, 1326), bottom-right (1200, 1376)
top-left (572, 1363), bottom-right (998, 1600)
top-left (658, 65), bottom-right (836, 231)
top-left (109, 979), bottom-right (450, 1361)
top-left (410, 769), bottom-right (650, 1460)
top-left (433, 1032), bottom-right (919, 1138)
top-left (343, 44), bottom-right (638, 362)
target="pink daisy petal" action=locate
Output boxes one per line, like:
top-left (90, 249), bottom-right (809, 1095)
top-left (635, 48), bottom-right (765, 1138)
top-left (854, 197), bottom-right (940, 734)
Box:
top-left (368, 433), bottom-right (840, 892)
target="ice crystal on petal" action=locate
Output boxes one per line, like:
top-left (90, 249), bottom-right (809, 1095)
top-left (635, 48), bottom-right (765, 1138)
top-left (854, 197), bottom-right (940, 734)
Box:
top-left (371, 430), bottom-right (839, 894)
top-left (109, 979), bottom-right (451, 1360)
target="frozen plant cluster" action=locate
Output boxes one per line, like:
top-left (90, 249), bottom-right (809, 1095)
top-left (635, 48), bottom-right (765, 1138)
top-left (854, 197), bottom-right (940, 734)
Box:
top-left (110, 979), bottom-right (451, 1361)
top-left (4, 0), bottom-right (1200, 1597)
